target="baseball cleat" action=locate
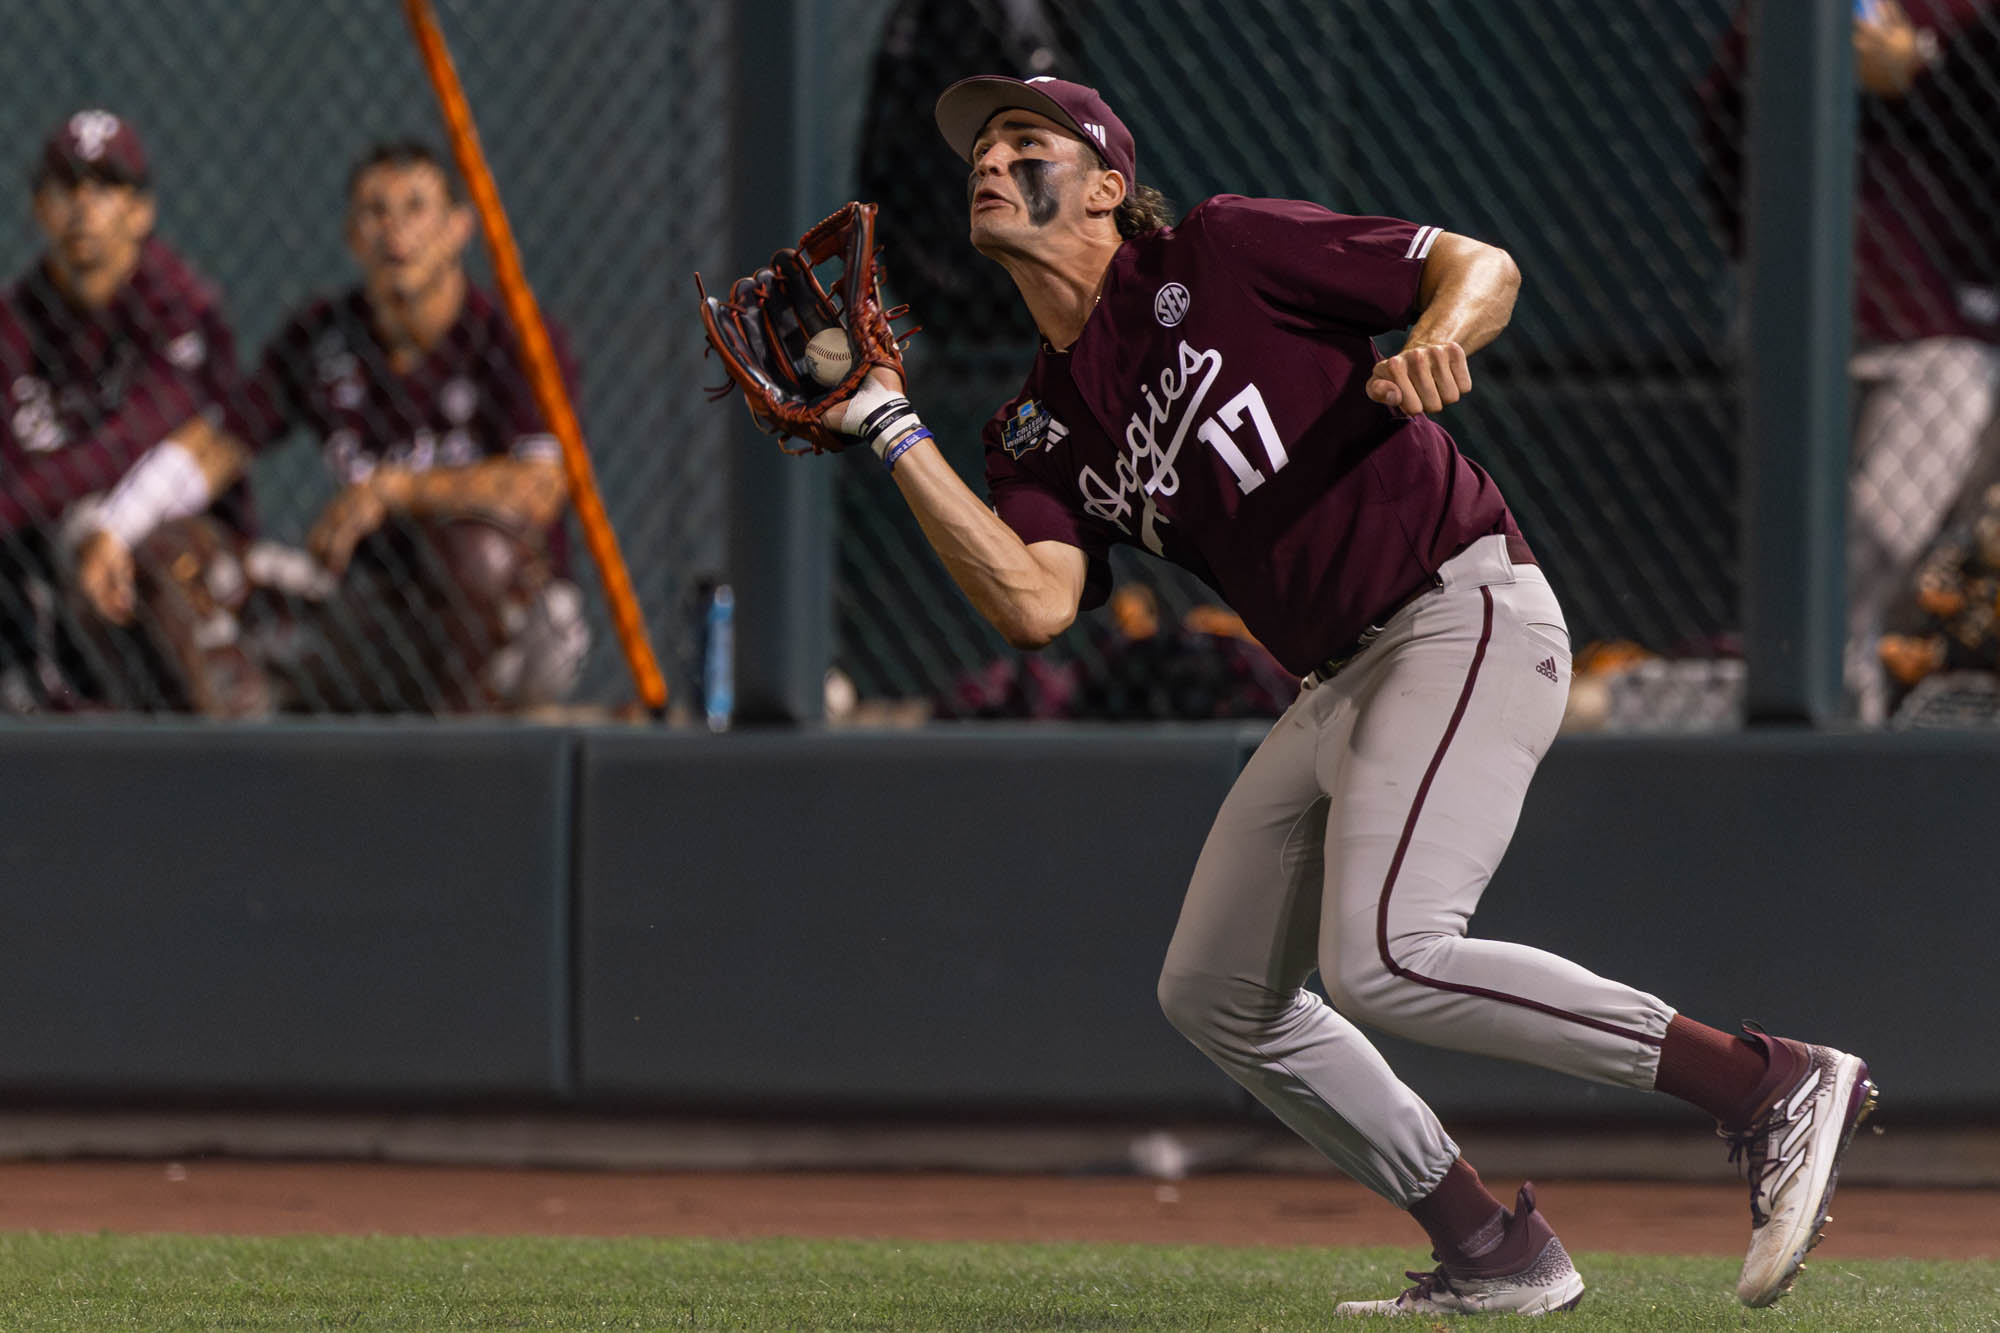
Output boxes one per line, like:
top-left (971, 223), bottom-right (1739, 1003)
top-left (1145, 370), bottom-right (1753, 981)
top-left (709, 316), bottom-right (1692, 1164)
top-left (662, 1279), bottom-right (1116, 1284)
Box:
top-left (1334, 1183), bottom-right (1585, 1317)
top-left (1725, 1032), bottom-right (1878, 1308)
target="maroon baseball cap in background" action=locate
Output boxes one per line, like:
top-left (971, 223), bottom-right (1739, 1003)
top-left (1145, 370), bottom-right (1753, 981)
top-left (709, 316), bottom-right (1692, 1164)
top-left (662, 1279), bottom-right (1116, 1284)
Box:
top-left (36, 109), bottom-right (150, 188)
top-left (935, 75), bottom-right (1137, 188)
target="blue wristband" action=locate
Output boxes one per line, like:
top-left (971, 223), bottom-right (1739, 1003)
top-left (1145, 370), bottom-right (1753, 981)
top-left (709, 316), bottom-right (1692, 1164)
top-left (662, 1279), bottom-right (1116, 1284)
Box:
top-left (881, 426), bottom-right (932, 472)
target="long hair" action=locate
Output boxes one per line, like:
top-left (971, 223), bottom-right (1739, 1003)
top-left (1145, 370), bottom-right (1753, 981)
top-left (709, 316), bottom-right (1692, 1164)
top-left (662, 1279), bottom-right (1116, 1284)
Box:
top-left (1115, 182), bottom-right (1175, 238)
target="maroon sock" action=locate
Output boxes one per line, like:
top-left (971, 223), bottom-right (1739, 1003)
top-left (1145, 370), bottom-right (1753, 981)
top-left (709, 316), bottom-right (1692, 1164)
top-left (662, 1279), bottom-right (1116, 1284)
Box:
top-left (1409, 1158), bottom-right (1508, 1266)
top-left (1653, 1014), bottom-right (1795, 1126)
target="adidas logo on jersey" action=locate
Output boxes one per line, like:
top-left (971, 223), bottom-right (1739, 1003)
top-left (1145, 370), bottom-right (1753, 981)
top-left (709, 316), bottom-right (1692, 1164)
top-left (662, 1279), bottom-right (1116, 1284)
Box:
top-left (1536, 657), bottom-right (1560, 682)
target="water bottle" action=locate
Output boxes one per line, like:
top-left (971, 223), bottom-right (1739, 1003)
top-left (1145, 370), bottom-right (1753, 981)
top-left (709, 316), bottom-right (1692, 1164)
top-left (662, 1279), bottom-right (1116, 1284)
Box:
top-left (702, 581), bottom-right (734, 732)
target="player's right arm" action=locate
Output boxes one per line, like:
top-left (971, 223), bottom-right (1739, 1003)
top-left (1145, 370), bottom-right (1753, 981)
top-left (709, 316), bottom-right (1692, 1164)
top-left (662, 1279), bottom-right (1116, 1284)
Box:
top-left (833, 368), bottom-right (1086, 649)
top-left (71, 300), bottom-right (282, 622)
top-left (890, 440), bottom-right (1087, 649)
top-left (73, 414), bottom-right (253, 623)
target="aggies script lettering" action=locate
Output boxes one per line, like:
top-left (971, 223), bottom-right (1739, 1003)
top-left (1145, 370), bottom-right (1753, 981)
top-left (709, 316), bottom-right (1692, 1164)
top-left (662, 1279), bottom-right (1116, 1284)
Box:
top-left (1077, 338), bottom-right (1290, 557)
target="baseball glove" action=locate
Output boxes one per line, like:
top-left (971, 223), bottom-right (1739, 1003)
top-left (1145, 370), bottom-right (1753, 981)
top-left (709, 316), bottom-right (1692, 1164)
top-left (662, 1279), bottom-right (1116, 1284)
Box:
top-left (696, 201), bottom-right (914, 455)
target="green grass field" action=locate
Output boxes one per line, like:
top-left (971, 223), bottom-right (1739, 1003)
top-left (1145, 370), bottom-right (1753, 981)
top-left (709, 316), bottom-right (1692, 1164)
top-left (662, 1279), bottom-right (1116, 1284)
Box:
top-left (1, 1232), bottom-right (1993, 1331)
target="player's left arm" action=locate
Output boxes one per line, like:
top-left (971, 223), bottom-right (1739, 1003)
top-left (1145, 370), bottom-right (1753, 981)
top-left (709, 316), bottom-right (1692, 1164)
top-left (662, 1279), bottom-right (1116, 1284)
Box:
top-left (373, 457), bottom-right (568, 529)
top-left (311, 326), bottom-right (574, 575)
top-left (307, 456), bottom-right (566, 575)
top-left (1366, 233), bottom-right (1521, 415)
top-left (344, 319), bottom-right (578, 548)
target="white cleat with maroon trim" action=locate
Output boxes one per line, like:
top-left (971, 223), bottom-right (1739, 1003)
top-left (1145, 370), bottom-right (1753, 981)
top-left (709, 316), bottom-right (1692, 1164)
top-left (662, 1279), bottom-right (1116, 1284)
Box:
top-left (1335, 1184), bottom-right (1585, 1317)
top-left (1728, 1036), bottom-right (1879, 1308)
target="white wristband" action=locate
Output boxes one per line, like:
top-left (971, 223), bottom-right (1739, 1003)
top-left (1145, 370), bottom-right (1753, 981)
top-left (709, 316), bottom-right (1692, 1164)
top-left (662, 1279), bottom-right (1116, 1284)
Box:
top-left (90, 439), bottom-right (211, 548)
top-left (842, 379), bottom-right (925, 460)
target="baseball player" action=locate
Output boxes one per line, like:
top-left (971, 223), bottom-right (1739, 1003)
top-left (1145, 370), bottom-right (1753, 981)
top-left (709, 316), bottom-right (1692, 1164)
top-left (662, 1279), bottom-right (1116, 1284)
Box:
top-left (253, 138), bottom-right (588, 711)
top-left (159, 140), bottom-right (589, 712)
top-left (2, 110), bottom-right (266, 716)
top-left (823, 77), bottom-right (1876, 1315)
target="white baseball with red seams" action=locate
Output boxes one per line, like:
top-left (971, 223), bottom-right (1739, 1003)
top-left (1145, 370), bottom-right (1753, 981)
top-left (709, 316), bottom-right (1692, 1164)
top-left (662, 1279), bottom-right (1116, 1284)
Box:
top-left (804, 328), bottom-right (851, 385)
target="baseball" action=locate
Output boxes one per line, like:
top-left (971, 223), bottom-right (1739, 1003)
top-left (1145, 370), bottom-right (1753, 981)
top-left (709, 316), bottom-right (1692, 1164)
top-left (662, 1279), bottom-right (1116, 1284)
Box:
top-left (1129, 1130), bottom-right (1192, 1181)
top-left (804, 328), bottom-right (852, 386)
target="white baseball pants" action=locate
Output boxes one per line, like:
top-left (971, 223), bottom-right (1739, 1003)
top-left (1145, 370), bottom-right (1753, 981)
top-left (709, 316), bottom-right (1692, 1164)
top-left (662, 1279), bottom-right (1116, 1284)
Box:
top-left (1157, 534), bottom-right (1676, 1207)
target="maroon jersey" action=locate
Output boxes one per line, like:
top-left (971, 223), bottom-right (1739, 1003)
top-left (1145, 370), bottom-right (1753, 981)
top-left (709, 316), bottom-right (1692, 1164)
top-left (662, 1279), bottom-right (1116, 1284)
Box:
top-left (984, 195), bottom-right (1519, 676)
top-left (243, 283), bottom-right (571, 488)
top-left (0, 238), bottom-right (241, 537)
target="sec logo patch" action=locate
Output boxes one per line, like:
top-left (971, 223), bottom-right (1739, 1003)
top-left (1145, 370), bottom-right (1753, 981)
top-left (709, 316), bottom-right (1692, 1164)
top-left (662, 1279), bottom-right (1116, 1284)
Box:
top-left (1154, 283), bottom-right (1191, 327)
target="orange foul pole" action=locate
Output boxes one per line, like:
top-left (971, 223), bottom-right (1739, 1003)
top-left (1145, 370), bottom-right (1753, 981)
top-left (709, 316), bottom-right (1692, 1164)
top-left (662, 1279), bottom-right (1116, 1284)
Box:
top-left (403, 0), bottom-right (667, 713)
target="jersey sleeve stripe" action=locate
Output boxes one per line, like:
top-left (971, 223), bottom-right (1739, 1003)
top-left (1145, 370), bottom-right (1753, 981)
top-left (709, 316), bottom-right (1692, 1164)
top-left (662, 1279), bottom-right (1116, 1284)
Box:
top-left (1404, 225), bottom-right (1441, 261)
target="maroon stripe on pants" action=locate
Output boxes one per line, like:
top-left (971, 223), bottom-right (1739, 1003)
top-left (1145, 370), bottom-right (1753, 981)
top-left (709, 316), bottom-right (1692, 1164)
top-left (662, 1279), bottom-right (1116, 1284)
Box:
top-left (1373, 585), bottom-right (1664, 1049)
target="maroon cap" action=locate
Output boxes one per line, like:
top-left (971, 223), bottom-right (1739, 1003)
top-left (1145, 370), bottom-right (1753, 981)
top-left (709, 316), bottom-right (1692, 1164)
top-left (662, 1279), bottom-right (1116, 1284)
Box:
top-left (935, 75), bottom-right (1137, 188)
top-left (37, 109), bottom-right (149, 188)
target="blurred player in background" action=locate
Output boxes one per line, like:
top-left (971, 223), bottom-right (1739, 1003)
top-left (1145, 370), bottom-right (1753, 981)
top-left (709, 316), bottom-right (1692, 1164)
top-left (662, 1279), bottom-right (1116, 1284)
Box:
top-left (1699, 1), bottom-right (2000, 722)
top-left (820, 75), bottom-right (1875, 1316)
top-left (939, 581), bottom-right (1296, 721)
top-left (181, 140), bottom-right (587, 713)
top-left (0, 109), bottom-right (268, 717)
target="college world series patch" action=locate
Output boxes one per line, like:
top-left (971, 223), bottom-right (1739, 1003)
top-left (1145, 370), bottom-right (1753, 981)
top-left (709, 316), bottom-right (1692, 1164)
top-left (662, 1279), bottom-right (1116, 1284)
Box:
top-left (1001, 399), bottom-right (1059, 458)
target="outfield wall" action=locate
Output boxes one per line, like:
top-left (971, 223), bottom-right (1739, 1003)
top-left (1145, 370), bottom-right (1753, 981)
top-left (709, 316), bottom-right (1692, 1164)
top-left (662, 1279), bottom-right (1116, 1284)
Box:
top-left (0, 724), bottom-right (1976, 1117)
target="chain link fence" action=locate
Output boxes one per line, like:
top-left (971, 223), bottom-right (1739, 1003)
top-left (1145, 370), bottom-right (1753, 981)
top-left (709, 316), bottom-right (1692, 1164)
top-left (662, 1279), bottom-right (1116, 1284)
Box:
top-left (1, 0), bottom-right (730, 719)
top-left (9, 1), bottom-right (2000, 731)
top-left (1834, 1), bottom-right (2000, 728)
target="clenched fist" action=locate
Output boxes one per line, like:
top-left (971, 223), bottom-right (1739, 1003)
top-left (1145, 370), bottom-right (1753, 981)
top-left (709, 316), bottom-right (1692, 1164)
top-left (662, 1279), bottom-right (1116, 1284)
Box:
top-left (1366, 340), bottom-right (1472, 417)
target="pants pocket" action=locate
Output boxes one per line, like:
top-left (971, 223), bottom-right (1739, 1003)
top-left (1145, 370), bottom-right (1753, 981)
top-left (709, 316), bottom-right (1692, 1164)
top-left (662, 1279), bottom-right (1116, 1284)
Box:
top-left (1503, 618), bottom-right (1571, 759)
top-left (1522, 619), bottom-right (1571, 666)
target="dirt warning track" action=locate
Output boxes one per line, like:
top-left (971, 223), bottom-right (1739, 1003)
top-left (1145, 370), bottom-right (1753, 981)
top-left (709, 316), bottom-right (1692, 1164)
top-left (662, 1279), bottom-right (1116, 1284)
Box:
top-left (0, 1162), bottom-right (1993, 1262)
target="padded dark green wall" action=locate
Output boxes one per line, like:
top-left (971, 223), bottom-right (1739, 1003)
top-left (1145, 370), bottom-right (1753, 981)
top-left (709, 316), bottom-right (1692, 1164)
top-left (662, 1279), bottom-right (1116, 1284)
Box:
top-left (0, 724), bottom-right (1980, 1118)
top-left (0, 725), bottom-right (573, 1099)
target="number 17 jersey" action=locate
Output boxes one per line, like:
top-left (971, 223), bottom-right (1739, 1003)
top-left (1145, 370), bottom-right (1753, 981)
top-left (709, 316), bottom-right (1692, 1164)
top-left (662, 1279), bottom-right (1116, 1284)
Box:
top-left (982, 194), bottom-right (1521, 677)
